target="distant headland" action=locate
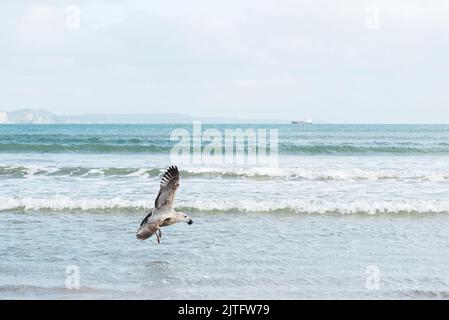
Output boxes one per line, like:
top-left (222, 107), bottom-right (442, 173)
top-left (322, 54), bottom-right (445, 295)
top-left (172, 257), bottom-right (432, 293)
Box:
top-left (0, 108), bottom-right (289, 124)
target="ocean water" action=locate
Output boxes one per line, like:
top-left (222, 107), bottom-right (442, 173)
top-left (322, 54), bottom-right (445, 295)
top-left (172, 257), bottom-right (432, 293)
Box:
top-left (1, 124), bottom-right (449, 299)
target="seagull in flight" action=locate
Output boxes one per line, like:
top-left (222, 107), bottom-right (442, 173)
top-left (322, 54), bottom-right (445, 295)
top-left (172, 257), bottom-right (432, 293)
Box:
top-left (136, 165), bottom-right (193, 244)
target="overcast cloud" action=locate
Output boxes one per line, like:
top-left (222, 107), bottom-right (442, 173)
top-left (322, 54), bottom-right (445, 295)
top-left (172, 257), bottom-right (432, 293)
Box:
top-left (1, 1), bottom-right (449, 122)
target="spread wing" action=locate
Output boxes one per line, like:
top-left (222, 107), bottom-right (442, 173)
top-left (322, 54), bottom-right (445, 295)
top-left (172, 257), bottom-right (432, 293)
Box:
top-left (154, 165), bottom-right (179, 212)
top-left (136, 211), bottom-right (158, 240)
top-left (139, 209), bottom-right (153, 227)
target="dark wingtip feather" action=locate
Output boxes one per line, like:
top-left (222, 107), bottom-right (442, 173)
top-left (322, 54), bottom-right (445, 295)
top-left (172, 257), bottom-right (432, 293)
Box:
top-left (167, 165), bottom-right (179, 177)
top-left (160, 165), bottom-right (179, 188)
top-left (168, 165), bottom-right (178, 175)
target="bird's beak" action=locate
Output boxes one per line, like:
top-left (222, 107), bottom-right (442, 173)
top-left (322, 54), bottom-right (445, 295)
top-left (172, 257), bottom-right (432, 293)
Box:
top-left (187, 219), bottom-right (193, 225)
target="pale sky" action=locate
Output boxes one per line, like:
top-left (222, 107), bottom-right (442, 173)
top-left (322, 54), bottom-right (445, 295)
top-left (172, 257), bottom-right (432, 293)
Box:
top-left (1, 0), bottom-right (449, 123)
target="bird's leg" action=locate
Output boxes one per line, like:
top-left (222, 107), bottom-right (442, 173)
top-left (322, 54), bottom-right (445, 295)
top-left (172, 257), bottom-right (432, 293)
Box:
top-left (155, 225), bottom-right (162, 244)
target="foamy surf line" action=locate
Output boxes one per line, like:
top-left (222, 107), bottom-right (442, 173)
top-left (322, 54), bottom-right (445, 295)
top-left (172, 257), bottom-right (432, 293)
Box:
top-left (1, 165), bottom-right (449, 181)
top-left (2, 142), bottom-right (449, 154)
top-left (1, 197), bottom-right (449, 215)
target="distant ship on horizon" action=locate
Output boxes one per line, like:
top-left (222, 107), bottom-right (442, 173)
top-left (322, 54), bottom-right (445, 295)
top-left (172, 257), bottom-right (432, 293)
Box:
top-left (291, 118), bottom-right (313, 124)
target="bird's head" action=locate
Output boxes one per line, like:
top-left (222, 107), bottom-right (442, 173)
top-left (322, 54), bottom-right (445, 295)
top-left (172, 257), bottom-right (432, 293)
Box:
top-left (176, 211), bottom-right (193, 225)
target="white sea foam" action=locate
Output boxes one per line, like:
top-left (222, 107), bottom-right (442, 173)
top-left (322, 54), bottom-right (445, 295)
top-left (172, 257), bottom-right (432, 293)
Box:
top-left (181, 198), bottom-right (449, 214)
top-left (0, 196), bottom-right (151, 212)
top-left (1, 164), bottom-right (449, 181)
top-left (1, 196), bottom-right (448, 214)
top-left (182, 166), bottom-right (449, 181)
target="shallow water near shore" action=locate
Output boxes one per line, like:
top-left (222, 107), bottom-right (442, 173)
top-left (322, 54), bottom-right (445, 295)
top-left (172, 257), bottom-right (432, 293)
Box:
top-left (1, 211), bottom-right (449, 299)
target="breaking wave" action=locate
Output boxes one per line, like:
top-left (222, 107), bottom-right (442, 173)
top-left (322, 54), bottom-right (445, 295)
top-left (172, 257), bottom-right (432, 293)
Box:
top-left (1, 165), bottom-right (449, 181)
top-left (1, 140), bottom-right (449, 155)
top-left (0, 143), bottom-right (172, 153)
top-left (1, 197), bottom-right (449, 215)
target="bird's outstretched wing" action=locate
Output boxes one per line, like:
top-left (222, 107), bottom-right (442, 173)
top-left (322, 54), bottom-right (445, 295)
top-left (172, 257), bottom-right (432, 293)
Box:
top-left (154, 165), bottom-right (179, 212)
top-left (139, 209), bottom-right (153, 227)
